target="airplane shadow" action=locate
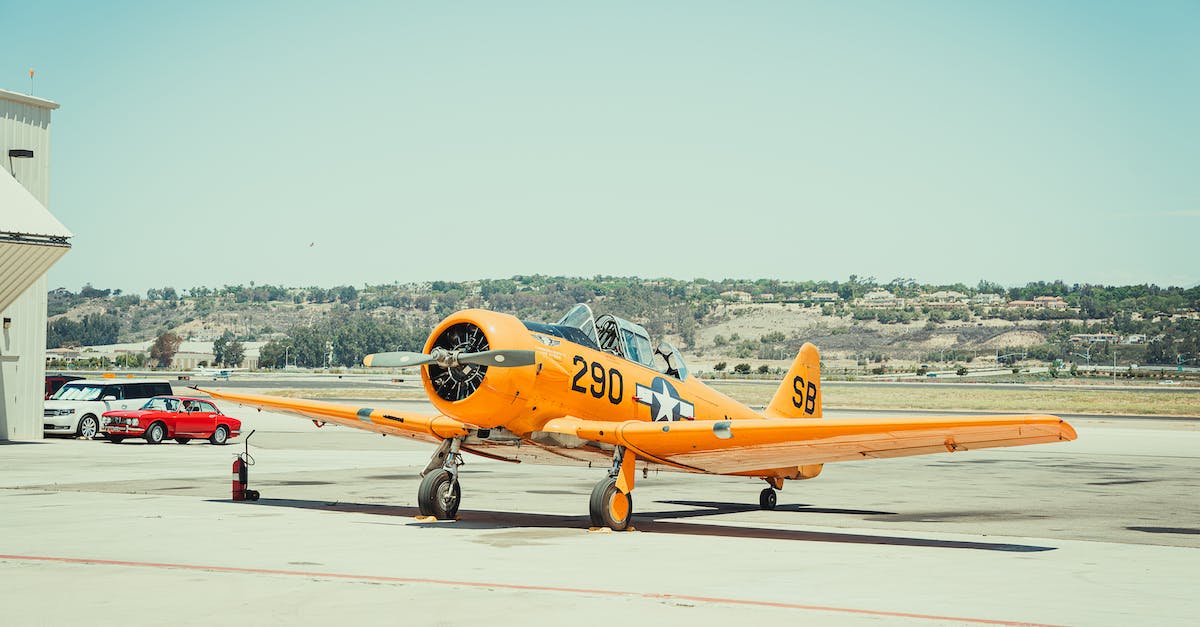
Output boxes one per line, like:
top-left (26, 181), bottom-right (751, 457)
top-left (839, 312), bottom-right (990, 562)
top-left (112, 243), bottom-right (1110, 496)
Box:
top-left (218, 498), bottom-right (1055, 553)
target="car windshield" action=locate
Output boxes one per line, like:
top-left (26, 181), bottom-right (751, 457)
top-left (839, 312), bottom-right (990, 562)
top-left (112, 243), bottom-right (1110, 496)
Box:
top-left (50, 384), bottom-right (104, 401)
top-left (141, 397), bottom-right (180, 411)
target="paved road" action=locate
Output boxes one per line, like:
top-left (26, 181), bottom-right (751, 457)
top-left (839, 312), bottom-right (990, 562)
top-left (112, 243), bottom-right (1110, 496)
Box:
top-left (2, 402), bottom-right (1196, 626)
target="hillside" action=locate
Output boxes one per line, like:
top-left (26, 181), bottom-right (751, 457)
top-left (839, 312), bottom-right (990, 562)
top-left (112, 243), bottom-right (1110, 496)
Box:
top-left (45, 277), bottom-right (1200, 372)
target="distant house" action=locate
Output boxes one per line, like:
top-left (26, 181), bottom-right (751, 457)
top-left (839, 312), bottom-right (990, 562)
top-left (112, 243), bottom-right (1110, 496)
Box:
top-left (972, 293), bottom-right (1004, 305)
top-left (45, 347), bottom-right (80, 362)
top-left (755, 293), bottom-right (775, 301)
top-left (858, 290), bottom-right (904, 309)
top-left (921, 290), bottom-right (969, 307)
top-left (1070, 333), bottom-right (1119, 344)
top-left (720, 291), bottom-right (752, 303)
top-left (808, 292), bottom-right (841, 303)
top-left (1034, 296), bottom-right (1068, 310)
top-left (1006, 300), bottom-right (1038, 308)
top-left (1123, 334), bottom-right (1148, 344)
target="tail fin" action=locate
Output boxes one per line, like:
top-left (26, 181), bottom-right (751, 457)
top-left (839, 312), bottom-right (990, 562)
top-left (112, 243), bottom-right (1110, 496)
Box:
top-left (765, 343), bottom-right (822, 419)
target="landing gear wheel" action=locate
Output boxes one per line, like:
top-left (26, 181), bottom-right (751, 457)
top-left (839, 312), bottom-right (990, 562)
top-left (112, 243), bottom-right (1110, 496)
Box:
top-left (417, 469), bottom-right (460, 520)
top-left (589, 478), bottom-right (633, 531)
top-left (759, 487), bottom-right (777, 510)
top-left (77, 415), bottom-right (99, 439)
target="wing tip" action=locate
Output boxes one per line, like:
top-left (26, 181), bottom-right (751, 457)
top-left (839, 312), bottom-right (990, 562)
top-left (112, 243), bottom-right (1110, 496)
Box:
top-left (1058, 418), bottom-right (1078, 441)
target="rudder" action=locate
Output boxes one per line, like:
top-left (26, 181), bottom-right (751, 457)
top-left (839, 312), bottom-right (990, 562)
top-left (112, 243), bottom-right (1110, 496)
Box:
top-left (765, 342), bottom-right (822, 419)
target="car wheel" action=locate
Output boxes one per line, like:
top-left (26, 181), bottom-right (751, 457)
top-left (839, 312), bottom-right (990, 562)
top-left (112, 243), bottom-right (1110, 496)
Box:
top-left (174, 438), bottom-right (190, 445)
top-left (209, 425), bottom-right (229, 446)
top-left (77, 415), bottom-right (99, 439)
top-left (144, 422), bottom-right (165, 445)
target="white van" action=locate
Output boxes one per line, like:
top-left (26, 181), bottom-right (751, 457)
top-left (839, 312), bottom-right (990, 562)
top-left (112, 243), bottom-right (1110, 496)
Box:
top-left (44, 378), bottom-right (174, 439)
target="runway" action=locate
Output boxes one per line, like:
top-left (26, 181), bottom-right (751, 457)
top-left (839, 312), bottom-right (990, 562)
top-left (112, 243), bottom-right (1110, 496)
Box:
top-left (2, 402), bottom-right (1196, 625)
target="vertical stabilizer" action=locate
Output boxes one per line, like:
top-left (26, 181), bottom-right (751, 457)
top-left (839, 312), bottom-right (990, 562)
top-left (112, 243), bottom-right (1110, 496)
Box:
top-left (765, 342), bottom-right (822, 419)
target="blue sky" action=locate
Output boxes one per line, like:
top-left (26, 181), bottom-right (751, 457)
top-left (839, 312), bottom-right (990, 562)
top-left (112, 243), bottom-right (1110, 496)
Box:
top-left (3, 1), bottom-right (1196, 294)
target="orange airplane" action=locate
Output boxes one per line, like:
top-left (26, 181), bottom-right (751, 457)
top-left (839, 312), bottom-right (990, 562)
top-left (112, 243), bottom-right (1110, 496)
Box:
top-left (201, 304), bottom-right (1077, 530)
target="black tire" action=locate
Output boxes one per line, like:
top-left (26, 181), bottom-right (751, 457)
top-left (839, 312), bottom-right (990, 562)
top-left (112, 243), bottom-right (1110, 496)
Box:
top-left (246, 490), bottom-right (260, 501)
top-left (175, 438), bottom-right (190, 445)
top-left (108, 436), bottom-right (125, 444)
top-left (209, 425), bottom-right (229, 446)
top-left (77, 415), bottom-right (99, 439)
top-left (144, 422), bottom-right (166, 445)
top-left (417, 469), bottom-right (460, 520)
top-left (759, 487), bottom-right (777, 510)
top-left (589, 477), bottom-right (633, 531)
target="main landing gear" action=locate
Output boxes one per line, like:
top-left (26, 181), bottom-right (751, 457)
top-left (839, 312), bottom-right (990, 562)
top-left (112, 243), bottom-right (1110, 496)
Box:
top-left (418, 438), bottom-right (463, 520)
top-left (589, 446), bottom-right (637, 531)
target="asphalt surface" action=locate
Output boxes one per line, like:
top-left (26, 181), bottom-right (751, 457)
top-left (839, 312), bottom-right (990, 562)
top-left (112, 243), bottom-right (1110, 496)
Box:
top-left (2, 391), bottom-right (1197, 626)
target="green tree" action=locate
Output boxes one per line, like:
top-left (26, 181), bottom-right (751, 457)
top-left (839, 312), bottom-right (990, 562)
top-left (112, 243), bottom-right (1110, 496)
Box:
top-left (258, 339), bottom-right (291, 369)
top-left (225, 340), bottom-right (245, 367)
top-left (733, 363), bottom-right (752, 375)
top-left (212, 330), bottom-right (235, 366)
top-left (713, 362), bottom-right (727, 371)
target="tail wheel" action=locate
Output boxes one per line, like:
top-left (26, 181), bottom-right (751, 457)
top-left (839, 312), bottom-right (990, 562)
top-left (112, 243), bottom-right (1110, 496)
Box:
top-left (418, 469), bottom-right (461, 520)
top-left (427, 322), bottom-right (489, 401)
top-left (589, 478), bottom-right (633, 531)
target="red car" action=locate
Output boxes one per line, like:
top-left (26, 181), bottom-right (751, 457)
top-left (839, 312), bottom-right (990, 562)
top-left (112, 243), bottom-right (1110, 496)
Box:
top-left (102, 395), bottom-right (241, 445)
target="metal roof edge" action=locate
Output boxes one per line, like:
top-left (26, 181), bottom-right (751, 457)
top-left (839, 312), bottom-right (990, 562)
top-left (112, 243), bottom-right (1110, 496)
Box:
top-left (0, 88), bottom-right (60, 110)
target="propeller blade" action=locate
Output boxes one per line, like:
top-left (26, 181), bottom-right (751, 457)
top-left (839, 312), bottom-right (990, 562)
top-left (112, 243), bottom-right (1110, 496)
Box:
top-left (363, 351), bottom-right (436, 368)
top-left (364, 349), bottom-right (537, 368)
top-left (457, 350), bottom-right (538, 367)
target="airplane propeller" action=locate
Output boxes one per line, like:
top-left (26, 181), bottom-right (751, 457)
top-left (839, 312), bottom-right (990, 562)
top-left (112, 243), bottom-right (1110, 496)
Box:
top-left (364, 347), bottom-right (536, 369)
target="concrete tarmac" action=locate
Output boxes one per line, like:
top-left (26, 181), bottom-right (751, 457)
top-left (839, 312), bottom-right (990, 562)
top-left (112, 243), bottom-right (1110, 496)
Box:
top-left (2, 402), bottom-right (1197, 626)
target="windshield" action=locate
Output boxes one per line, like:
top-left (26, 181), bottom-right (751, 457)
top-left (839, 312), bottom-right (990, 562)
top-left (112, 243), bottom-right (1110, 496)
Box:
top-left (141, 397), bottom-right (181, 411)
top-left (622, 329), bottom-right (654, 367)
top-left (50, 384), bottom-right (104, 401)
top-left (556, 304), bottom-right (598, 344)
top-left (655, 342), bottom-right (690, 380)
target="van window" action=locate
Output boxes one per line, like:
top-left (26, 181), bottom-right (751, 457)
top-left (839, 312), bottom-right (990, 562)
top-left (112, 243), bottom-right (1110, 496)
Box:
top-left (126, 383), bottom-right (172, 399)
top-left (149, 383), bottom-right (173, 396)
top-left (100, 386), bottom-right (123, 400)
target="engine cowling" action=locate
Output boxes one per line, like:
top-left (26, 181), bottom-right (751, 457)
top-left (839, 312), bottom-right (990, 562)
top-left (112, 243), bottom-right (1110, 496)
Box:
top-left (421, 309), bottom-right (539, 428)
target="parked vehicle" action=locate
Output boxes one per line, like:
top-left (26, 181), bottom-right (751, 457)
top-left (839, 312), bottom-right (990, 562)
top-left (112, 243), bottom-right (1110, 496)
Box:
top-left (102, 395), bottom-right (241, 445)
top-left (44, 379), bottom-right (174, 439)
top-left (44, 373), bottom-right (84, 400)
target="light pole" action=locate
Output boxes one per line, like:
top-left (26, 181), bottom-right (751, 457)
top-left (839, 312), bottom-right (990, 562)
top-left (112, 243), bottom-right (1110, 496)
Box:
top-left (284, 345), bottom-right (290, 369)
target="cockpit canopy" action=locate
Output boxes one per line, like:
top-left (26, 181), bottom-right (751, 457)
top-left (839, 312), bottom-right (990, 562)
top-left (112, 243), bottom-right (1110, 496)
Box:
top-left (531, 304), bottom-right (689, 380)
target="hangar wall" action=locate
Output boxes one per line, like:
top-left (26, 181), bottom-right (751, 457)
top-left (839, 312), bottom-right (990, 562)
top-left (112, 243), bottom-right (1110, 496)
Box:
top-left (1, 89), bottom-right (62, 441)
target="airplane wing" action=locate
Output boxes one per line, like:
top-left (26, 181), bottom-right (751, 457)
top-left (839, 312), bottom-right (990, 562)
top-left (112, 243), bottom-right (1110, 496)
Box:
top-left (194, 387), bottom-right (468, 444)
top-left (544, 414), bottom-right (1076, 476)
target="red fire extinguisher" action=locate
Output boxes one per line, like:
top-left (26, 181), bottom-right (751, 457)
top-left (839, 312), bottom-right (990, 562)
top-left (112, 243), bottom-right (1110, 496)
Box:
top-left (232, 429), bottom-right (259, 502)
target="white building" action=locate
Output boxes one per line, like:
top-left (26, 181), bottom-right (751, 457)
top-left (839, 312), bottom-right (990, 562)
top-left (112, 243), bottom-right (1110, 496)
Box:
top-left (1, 88), bottom-right (71, 441)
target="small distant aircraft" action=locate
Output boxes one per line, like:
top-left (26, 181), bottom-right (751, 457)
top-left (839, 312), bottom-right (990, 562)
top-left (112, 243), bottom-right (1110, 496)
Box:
top-left (195, 366), bottom-right (248, 381)
top-left (201, 305), bottom-right (1076, 530)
